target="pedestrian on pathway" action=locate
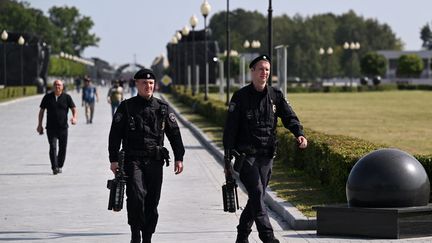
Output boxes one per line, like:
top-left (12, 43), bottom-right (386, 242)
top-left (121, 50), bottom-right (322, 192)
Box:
top-left (37, 79), bottom-right (77, 175)
top-left (108, 68), bottom-right (185, 243)
top-left (107, 80), bottom-right (124, 116)
top-left (129, 78), bottom-right (137, 97)
top-left (82, 77), bottom-right (99, 124)
top-left (223, 55), bottom-right (308, 243)
top-left (74, 76), bottom-right (82, 93)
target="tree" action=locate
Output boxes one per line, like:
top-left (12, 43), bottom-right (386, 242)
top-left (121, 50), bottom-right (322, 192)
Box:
top-left (48, 6), bottom-right (100, 56)
top-left (420, 23), bottom-right (432, 50)
top-left (0, 0), bottom-right (58, 44)
top-left (0, 1), bottom-right (99, 56)
top-left (209, 9), bottom-right (266, 53)
top-left (208, 8), bottom-right (400, 82)
top-left (396, 54), bottom-right (424, 78)
top-left (360, 52), bottom-right (387, 77)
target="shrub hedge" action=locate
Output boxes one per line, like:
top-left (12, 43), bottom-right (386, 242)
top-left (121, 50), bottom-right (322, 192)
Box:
top-left (0, 86), bottom-right (37, 101)
top-left (171, 85), bottom-right (432, 201)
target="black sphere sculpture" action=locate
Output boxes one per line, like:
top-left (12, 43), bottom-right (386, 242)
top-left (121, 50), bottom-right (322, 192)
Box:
top-left (346, 148), bottom-right (430, 207)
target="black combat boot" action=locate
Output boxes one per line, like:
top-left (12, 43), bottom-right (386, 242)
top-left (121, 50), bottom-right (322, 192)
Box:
top-left (236, 228), bottom-right (251, 243)
top-left (263, 237), bottom-right (280, 243)
top-left (130, 226), bottom-right (141, 243)
top-left (235, 235), bottom-right (249, 243)
top-left (142, 233), bottom-right (152, 243)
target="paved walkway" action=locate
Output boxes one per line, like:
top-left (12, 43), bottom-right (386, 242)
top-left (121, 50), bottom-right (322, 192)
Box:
top-left (0, 87), bottom-right (431, 242)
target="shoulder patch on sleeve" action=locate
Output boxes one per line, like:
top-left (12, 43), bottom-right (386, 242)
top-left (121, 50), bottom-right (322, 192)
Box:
top-left (114, 113), bottom-right (123, 123)
top-left (168, 113), bottom-right (177, 123)
top-left (156, 98), bottom-right (168, 106)
top-left (228, 102), bottom-right (236, 112)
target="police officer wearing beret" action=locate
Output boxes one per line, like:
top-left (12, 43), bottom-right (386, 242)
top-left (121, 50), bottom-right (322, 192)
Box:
top-left (223, 55), bottom-right (307, 243)
top-left (108, 68), bottom-right (185, 243)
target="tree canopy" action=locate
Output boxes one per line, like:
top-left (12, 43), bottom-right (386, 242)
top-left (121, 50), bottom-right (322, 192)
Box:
top-left (0, 0), bottom-right (99, 56)
top-left (396, 54), bottom-right (424, 78)
top-left (360, 52), bottom-right (387, 77)
top-left (420, 23), bottom-right (432, 50)
top-left (209, 9), bottom-right (401, 81)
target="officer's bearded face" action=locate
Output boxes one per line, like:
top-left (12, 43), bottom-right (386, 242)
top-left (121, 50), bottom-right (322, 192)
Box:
top-left (136, 79), bottom-right (155, 99)
top-left (251, 61), bottom-right (270, 89)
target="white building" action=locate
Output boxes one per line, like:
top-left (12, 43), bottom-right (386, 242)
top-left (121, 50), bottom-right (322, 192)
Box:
top-left (377, 50), bottom-right (432, 80)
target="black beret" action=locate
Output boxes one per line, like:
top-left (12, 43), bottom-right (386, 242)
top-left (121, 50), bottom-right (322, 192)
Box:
top-left (133, 68), bottom-right (156, 80)
top-left (249, 54), bottom-right (271, 69)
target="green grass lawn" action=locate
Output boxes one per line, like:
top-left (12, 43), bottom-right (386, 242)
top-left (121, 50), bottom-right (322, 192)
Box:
top-left (286, 91), bottom-right (432, 155)
top-left (209, 90), bottom-right (432, 155)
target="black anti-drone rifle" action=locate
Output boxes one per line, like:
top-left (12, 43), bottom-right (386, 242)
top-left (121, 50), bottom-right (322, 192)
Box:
top-left (107, 150), bottom-right (127, 212)
top-left (222, 150), bottom-right (240, 213)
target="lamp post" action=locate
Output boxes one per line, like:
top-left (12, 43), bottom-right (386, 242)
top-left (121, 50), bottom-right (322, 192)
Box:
top-left (18, 36), bottom-right (25, 86)
top-left (175, 31), bottom-right (182, 86)
top-left (170, 36), bottom-right (178, 88)
top-left (190, 15), bottom-right (198, 96)
top-left (1, 30), bottom-right (8, 86)
top-left (319, 47), bottom-right (333, 81)
top-left (181, 26), bottom-right (190, 93)
top-left (267, 0), bottom-right (273, 86)
top-left (226, 0), bottom-right (230, 105)
top-left (201, 0), bottom-right (211, 101)
top-left (241, 40), bottom-right (261, 86)
top-left (343, 41), bottom-right (360, 87)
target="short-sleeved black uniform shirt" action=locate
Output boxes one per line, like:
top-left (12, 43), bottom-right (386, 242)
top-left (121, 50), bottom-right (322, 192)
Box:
top-left (40, 92), bottom-right (76, 130)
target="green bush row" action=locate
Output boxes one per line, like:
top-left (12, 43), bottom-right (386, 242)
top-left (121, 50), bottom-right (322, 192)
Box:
top-left (397, 84), bottom-right (432, 91)
top-left (172, 86), bottom-right (227, 127)
top-left (48, 56), bottom-right (87, 77)
top-left (286, 84), bottom-right (399, 93)
top-left (0, 86), bottom-right (37, 101)
top-left (277, 127), bottom-right (432, 201)
top-left (171, 86), bottom-right (432, 201)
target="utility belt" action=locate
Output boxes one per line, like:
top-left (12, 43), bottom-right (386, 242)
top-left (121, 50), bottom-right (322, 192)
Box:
top-left (237, 145), bottom-right (276, 157)
top-left (229, 145), bottom-right (276, 173)
top-left (126, 146), bottom-right (171, 167)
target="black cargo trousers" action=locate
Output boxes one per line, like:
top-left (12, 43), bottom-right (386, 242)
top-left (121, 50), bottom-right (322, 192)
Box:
top-left (237, 155), bottom-right (275, 241)
top-left (124, 157), bottom-right (164, 235)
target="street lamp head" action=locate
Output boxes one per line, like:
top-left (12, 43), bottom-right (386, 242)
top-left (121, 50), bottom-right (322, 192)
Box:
top-left (200, 0), bottom-right (211, 17)
top-left (252, 40), bottom-right (261, 48)
top-left (18, 36), bottom-right (25, 45)
top-left (182, 26), bottom-right (190, 36)
top-left (243, 40), bottom-right (250, 49)
top-left (355, 42), bottom-right (361, 49)
top-left (175, 31), bottom-right (182, 41)
top-left (1, 30), bottom-right (8, 41)
top-left (189, 15), bottom-right (198, 28)
top-left (319, 48), bottom-right (325, 55)
top-left (327, 47), bottom-right (333, 55)
top-left (171, 36), bottom-right (178, 44)
top-left (343, 42), bottom-right (349, 50)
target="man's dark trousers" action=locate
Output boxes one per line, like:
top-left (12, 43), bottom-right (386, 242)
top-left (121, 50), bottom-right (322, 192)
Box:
top-left (47, 128), bottom-right (68, 171)
top-left (125, 158), bottom-right (163, 237)
top-left (237, 156), bottom-right (275, 241)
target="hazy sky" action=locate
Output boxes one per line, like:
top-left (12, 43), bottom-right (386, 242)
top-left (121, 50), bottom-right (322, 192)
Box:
top-left (27, 0), bottom-right (431, 68)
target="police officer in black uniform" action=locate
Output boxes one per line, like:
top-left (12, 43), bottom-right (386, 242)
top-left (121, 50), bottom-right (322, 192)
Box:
top-left (108, 68), bottom-right (185, 243)
top-left (223, 55), bottom-right (308, 243)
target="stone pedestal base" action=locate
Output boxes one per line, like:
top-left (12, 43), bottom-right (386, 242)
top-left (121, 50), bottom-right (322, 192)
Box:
top-left (314, 204), bottom-right (432, 239)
